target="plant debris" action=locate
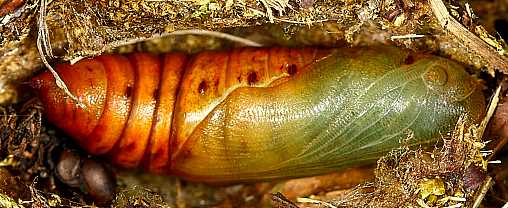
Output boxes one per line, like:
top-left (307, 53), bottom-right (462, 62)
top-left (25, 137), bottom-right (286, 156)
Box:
top-left (284, 119), bottom-right (488, 208)
top-left (1, 0), bottom-right (507, 207)
top-left (429, 0), bottom-right (508, 76)
top-left (0, 101), bottom-right (101, 207)
top-left (112, 186), bottom-right (172, 208)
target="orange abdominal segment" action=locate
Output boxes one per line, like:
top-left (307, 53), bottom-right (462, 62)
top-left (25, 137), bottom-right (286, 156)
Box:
top-left (85, 55), bottom-right (135, 154)
top-left (109, 53), bottom-right (161, 168)
top-left (31, 58), bottom-right (107, 146)
top-left (145, 53), bottom-right (187, 173)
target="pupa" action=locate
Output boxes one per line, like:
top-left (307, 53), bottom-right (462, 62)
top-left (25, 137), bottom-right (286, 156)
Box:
top-left (31, 46), bottom-right (485, 182)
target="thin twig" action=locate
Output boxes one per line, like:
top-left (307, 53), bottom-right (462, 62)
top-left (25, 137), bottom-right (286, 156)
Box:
top-left (168, 29), bottom-right (263, 47)
top-left (36, 0), bottom-right (53, 59)
top-left (487, 80), bottom-right (508, 160)
top-left (429, 0), bottom-right (508, 74)
top-left (443, 203), bottom-right (463, 208)
top-left (271, 193), bottom-right (299, 208)
top-left (390, 34), bottom-right (425, 40)
top-left (472, 176), bottom-right (494, 208)
top-left (247, 7), bottom-right (332, 25)
top-left (297, 198), bottom-right (337, 208)
top-left (479, 85), bottom-right (501, 142)
top-left (100, 29), bottom-right (264, 54)
top-left (36, 0), bottom-right (85, 108)
top-left (273, 17), bottom-right (331, 24)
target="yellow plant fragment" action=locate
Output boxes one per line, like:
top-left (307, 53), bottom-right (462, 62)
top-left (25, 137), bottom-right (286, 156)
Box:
top-left (0, 193), bottom-right (24, 208)
top-left (419, 178), bottom-right (445, 200)
top-left (475, 25), bottom-right (506, 55)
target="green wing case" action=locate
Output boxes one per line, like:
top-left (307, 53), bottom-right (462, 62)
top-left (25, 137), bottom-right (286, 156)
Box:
top-left (172, 47), bottom-right (485, 182)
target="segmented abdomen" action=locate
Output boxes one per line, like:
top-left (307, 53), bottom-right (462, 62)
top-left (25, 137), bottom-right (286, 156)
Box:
top-left (31, 47), bottom-right (485, 182)
top-left (31, 48), bottom-right (330, 174)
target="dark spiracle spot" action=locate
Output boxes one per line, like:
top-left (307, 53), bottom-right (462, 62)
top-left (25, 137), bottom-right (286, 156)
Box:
top-left (152, 149), bottom-right (163, 159)
top-left (124, 143), bottom-right (136, 152)
top-left (85, 66), bottom-right (94, 72)
top-left (247, 72), bottom-right (259, 85)
top-left (125, 85), bottom-right (133, 98)
top-left (404, 54), bottom-right (415, 65)
top-left (287, 64), bottom-right (297, 75)
top-left (198, 81), bottom-right (207, 95)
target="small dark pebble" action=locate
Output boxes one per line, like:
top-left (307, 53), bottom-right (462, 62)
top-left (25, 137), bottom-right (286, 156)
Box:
top-left (56, 150), bottom-right (81, 188)
top-left (463, 165), bottom-right (486, 191)
top-left (56, 150), bottom-right (116, 204)
top-left (81, 159), bottom-right (116, 204)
